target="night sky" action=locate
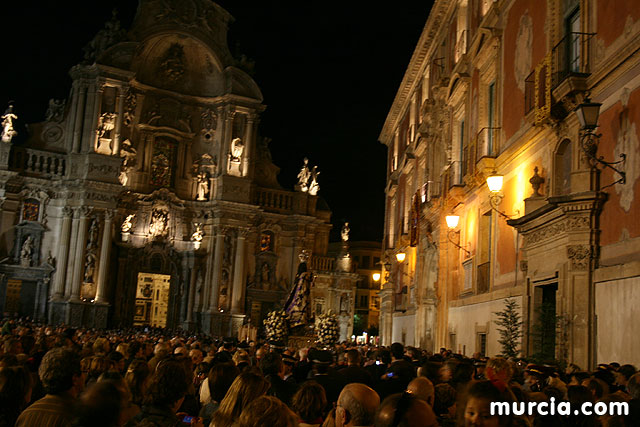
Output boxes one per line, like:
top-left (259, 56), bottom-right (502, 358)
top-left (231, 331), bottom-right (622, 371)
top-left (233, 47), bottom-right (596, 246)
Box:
top-left (0, 1), bottom-right (432, 242)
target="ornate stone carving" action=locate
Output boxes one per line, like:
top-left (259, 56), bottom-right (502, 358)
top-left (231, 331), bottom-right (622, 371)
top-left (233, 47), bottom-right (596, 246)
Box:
top-left (1, 103), bottom-right (18, 143)
top-left (121, 214), bottom-right (135, 233)
top-left (201, 108), bottom-right (217, 131)
top-left (20, 235), bottom-right (34, 267)
top-left (196, 172), bottom-right (209, 201)
top-left (42, 124), bottom-right (63, 144)
top-left (529, 167), bottom-right (545, 197)
top-left (566, 216), bottom-right (590, 230)
top-left (160, 43), bottom-right (186, 81)
top-left (567, 244), bottom-right (590, 270)
top-left (341, 222), bottom-right (350, 242)
top-left (123, 89), bottom-right (136, 127)
top-left (523, 220), bottom-right (566, 246)
top-left (149, 208), bottom-right (169, 238)
top-left (230, 138), bottom-right (244, 163)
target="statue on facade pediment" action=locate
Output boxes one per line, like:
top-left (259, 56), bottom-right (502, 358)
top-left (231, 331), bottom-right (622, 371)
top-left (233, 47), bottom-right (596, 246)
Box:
top-left (45, 99), bottom-right (65, 123)
top-left (296, 158), bottom-right (311, 192)
top-left (308, 166), bottom-right (320, 196)
top-left (196, 172), bottom-right (209, 201)
top-left (341, 222), bottom-right (350, 242)
top-left (1, 103), bottom-right (18, 143)
top-left (97, 112), bottom-right (116, 139)
top-left (121, 214), bottom-right (134, 233)
top-left (83, 10), bottom-right (126, 63)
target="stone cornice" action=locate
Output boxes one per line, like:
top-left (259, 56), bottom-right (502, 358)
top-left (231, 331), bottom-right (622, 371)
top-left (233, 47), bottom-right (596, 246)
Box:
top-left (379, 0), bottom-right (454, 146)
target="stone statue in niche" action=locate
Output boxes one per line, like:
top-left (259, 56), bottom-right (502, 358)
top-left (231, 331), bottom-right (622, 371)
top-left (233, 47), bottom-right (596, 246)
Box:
top-left (119, 139), bottom-right (137, 186)
top-left (219, 269), bottom-right (229, 310)
top-left (45, 99), bottom-right (65, 123)
top-left (1, 103), bottom-right (18, 143)
top-left (20, 235), bottom-right (33, 267)
top-left (87, 219), bottom-right (99, 248)
top-left (230, 138), bottom-right (244, 162)
top-left (340, 293), bottom-right (349, 313)
top-left (96, 112), bottom-right (116, 154)
top-left (121, 214), bottom-right (134, 233)
top-left (296, 158), bottom-right (311, 192)
top-left (308, 166), bottom-right (320, 196)
top-left (83, 251), bottom-right (97, 284)
top-left (196, 172), bottom-right (209, 201)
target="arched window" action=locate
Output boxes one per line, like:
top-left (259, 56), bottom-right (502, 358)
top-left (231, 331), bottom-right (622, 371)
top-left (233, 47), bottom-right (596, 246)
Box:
top-left (554, 139), bottom-right (572, 195)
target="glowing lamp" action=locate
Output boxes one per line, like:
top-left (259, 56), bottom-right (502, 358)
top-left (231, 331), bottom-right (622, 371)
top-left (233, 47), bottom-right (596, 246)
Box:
top-left (575, 98), bottom-right (601, 130)
top-left (445, 215), bottom-right (460, 229)
top-left (396, 252), bottom-right (406, 263)
top-left (486, 174), bottom-right (504, 193)
top-left (372, 272), bottom-right (381, 282)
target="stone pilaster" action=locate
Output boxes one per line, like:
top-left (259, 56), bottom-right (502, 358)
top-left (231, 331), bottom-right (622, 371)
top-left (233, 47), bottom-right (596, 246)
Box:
top-left (94, 210), bottom-right (114, 303)
top-left (69, 207), bottom-right (91, 301)
top-left (231, 229), bottom-right (248, 314)
top-left (52, 207), bottom-right (73, 300)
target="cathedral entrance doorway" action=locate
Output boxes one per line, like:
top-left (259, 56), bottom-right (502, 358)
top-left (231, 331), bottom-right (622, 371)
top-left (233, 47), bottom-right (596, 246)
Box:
top-left (133, 273), bottom-right (171, 328)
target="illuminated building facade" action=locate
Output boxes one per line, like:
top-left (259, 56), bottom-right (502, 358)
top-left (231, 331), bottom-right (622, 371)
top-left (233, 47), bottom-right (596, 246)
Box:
top-left (380, 0), bottom-right (640, 368)
top-left (0, 0), bottom-right (342, 335)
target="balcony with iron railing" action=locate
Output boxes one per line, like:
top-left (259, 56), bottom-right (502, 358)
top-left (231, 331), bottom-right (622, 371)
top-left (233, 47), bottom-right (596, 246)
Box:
top-left (8, 147), bottom-right (66, 178)
top-left (448, 161), bottom-right (463, 189)
top-left (524, 70), bottom-right (536, 115)
top-left (551, 32), bottom-right (594, 90)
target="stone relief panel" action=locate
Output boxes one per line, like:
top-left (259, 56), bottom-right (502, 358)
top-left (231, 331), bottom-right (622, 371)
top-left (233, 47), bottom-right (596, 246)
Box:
top-left (567, 244), bottom-right (590, 270)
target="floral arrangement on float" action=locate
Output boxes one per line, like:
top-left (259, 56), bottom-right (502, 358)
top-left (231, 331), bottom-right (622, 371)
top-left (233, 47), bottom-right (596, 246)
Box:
top-left (264, 310), bottom-right (289, 345)
top-left (315, 310), bottom-right (340, 347)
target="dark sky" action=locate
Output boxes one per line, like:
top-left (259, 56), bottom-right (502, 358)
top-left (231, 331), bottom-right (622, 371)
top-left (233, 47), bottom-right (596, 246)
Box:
top-left (1, 1), bottom-right (432, 242)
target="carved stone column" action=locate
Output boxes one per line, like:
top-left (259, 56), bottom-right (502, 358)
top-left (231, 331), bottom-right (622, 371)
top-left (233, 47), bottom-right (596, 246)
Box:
top-left (208, 229), bottom-right (226, 312)
top-left (64, 209), bottom-right (81, 297)
top-left (201, 220), bottom-right (216, 312)
top-left (52, 207), bottom-right (73, 300)
top-left (185, 262), bottom-right (198, 324)
top-left (94, 210), bottom-right (114, 303)
top-left (69, 207), bottom-right (91, 301)
top-left (65, 82), bottom-right (80, 152)
top-left (72, 85), bottom-right (87, 153)
top-left (231, 229), bottom-right (248, 314)
top-left (242, 115), bottom-right (255, 177)
top-left (87, 83), bottom-right (104, 153)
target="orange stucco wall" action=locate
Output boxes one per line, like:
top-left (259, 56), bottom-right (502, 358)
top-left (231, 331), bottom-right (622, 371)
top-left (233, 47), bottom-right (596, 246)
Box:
top-left (597, 0), bottom-right (640, 48)
top-left (503, 1), bottom-right (547, 141)
top-left (598, 88), bottom-right (640, 245)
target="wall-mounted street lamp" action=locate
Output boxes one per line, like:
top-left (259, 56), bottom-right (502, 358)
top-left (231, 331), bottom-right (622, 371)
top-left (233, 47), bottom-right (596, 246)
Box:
top-left (445, 215), bottom-right (470, 257)
top-left (372, 272), bottom-right (381, 282)
top-left (383, 258), bottom-right (392, 283)
top-left (575, 97), bottom-right (626, 189)
top-left (485, 172), bottom-right (518, 219)
top-left (396, 252), bottom-right (406, 263)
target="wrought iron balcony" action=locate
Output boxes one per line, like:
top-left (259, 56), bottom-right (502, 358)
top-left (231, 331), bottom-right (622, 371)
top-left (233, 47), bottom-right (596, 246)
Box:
top-left (551, 32), bottom-right (595, 90)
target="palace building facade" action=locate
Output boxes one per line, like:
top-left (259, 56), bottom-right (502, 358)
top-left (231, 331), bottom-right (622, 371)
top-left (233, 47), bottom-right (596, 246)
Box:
top-left (0, 0), bottom-right (357, 336)
top-left (380, 0), bottom-right (640, 368)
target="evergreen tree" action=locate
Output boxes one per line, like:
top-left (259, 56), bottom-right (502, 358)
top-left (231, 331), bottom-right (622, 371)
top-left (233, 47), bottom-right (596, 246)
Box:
top-left (493, 298), bottom-right (523, 358)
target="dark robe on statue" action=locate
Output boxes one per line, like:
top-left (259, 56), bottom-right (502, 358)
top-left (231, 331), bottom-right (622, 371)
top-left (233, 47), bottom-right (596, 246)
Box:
top-left (284, 260), bottom-right (313, 328)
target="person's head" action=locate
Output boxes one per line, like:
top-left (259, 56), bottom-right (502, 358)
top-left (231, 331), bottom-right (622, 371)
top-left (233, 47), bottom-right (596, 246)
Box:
top-left (486, 357), bottom-right (513, 385)
top-left (260, 351), bottom-right (283, 377)
top-left (75, 380), bottom-right (123, 427)
top-left (93, 337), bottom-right (110, 355)
top-left (173, 346), bottom-right (188, 357)
top-left (582, 377), bottom-right (607, 400)
top-left (568, 371), bottom-right (591, 386)
top-left (208, 362), bottom-right (240, 402)
top-left (0, 365), bottom-right (33, 416)
top-left (236, 395), bottom-right (298, 427)
top-left (374, 391), bottom-right (438, 427)
top-left (126, 341), bottom-right (143, 360)
top-left (390, 342), bottom-right (404, 361)
top-left (346, 349), bottom-right (361, 366)
top-left (124, 358), bottom-right (150, 404)
top-left (291, 380), bottom-right (327, 424)
top-left (407, 377), bottom-right (435, 407)
top-left (615, 364), bottom-right (636, 387)
top-left (336, 382), bottom-right (380, 427)
top-left (107, 351), bottom-right (125, 373)
top-left (212, 371), bottom-right (270, 426)
top-left (625, 372), bottom-right (640, 399)
top-left (433, 383), bottom-right (456, 417)
top-left (39, 347), bottom-right (84, 397)
top-left (462, 380), bottom-right (509, 427)
top-left (189, 348), bottom-right (203, 366)
top-left (144, 359), bottom-right (188, 411)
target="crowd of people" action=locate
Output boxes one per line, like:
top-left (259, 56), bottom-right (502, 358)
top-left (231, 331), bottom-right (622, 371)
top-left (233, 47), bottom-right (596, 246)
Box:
top-left (0, 318), bottom-right (639, 426)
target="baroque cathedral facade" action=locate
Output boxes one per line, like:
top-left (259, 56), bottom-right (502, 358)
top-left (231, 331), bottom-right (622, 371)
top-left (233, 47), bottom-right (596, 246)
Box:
top-left (0, 0), bottom-right (356, 337)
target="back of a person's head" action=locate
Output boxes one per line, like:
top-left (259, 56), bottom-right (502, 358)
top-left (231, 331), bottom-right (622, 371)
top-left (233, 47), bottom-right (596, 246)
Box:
top-left (93, 337), bottom-right (109, 355)
top-left (346, 349), bottom-right (361, 365)
top-left (236, 395), bottom-right (298, 427)
top-left (209, 361), bottom-right (240, 402)
top-left (390, 343), bottom-right (404, 360)
top-left (583, 377), bottom-right (608, 400)
top-left (407, 376), bottom-right (434, 405)
top-left (75, 380), bottom-right (123, 427)
top-left (452, 360), bottom-right (474, 385)
top-left (144, 358), bottom-right (187, 407)
top-left (618, 364), bottom-right (637, 381)
top-left (260, 351), bottom-right (283, 376)
top-left (39, 347), bottom-right (81, 395)
top-left (0, 365), bottom-right (32, 422)
top-left (487, 357), bottom-right (514, 382)
top-left (213, 371), bottom-right (270, 425)
top-left (570, 371), bottom-right (591, 384)
top-left (433, 382), bottom-right (456, 416)
top-left (291, 380), bottom-right (327, 423)
top-left (374, 392), bottom-right (437, 427)
top-left (338, 383), bottom-right (380, 427)
top-left (568, 384), bottom-right (593, 406)
top-left (626, 372), bottom-right (640, 399)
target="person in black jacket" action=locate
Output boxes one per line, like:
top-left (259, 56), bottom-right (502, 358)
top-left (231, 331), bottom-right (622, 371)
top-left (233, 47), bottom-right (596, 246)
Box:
top-left (259, 351), bottom-right (297, 406)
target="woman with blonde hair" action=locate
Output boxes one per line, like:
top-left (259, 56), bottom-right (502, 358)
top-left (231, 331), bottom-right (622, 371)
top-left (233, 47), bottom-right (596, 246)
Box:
top-left (210, 371), bottom-right (270, 427)
top-left (236, 395), bottom-right (298, 427)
